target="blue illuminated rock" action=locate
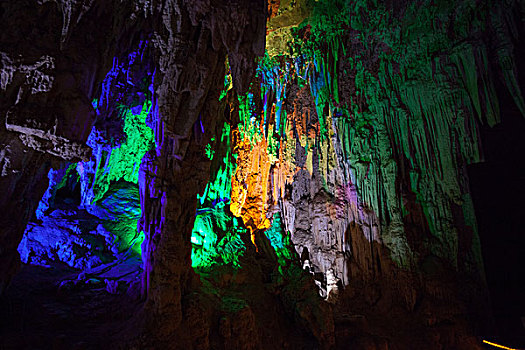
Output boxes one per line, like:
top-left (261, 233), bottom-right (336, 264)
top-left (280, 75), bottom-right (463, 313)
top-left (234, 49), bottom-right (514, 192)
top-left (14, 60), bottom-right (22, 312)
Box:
top-left (18, 179), bottom-right (143, 270)
top-left (18, 208), bottom-right (107, 269)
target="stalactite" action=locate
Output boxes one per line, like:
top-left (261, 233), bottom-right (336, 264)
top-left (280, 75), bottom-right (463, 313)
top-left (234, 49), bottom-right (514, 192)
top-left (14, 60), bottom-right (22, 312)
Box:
top-left (211, 0), bottom-right (525, 291)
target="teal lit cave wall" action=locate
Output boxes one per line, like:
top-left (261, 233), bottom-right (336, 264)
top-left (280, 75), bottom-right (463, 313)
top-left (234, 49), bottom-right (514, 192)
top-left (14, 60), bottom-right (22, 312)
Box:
top-left (190, 77), bottom-right (250, 269)
top-left (78, 43), bottom-right (156, 258)
top-left (80, 98), bottom-right (154, 207)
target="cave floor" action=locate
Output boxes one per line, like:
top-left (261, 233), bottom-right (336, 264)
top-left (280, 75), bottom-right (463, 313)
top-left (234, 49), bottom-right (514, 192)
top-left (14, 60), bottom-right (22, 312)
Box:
top-left (0, 263), bottom-right (143, 350)
top-left (1, 262), bottom-right (521, 350)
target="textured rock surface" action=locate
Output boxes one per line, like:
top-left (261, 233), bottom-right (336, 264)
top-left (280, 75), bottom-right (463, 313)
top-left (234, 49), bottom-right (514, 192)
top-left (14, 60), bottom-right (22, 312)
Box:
top-left (18, 179), bottom-right (143, 269)
top-left (135, 1), bottom-right (269, 346)
top-left (0, 0), bottom-right (146, 294)
top-left (251, 0), bottom-right (523, 305)
top-left (1, 0), bottom-right (524, 349)
top-left (2, 1), bottom-right (335, 348)
top-left (16, 37), bottom-right (152, 271)
top-left (215, 0), bottom-right (523, 347)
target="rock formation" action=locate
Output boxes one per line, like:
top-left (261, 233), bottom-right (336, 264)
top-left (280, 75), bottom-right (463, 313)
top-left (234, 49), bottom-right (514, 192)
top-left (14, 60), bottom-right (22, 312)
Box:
top-left (1, 0), bottom-right (524, 349)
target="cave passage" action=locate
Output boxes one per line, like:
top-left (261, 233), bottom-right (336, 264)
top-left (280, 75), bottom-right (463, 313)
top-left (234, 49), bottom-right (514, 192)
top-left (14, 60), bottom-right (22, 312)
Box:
top-left (1, 1), bottom-right (525, 349)
top-left (13, 43), bottom-right (160, 297)
top-left (469, 74), bottom-right (525, 340)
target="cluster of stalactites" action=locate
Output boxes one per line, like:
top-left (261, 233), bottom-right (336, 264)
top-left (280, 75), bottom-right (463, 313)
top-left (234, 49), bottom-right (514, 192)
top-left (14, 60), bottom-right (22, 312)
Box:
top-left (192, 0), bottom-right (525, 277)
top-left (222, 0), bottom-right (525, 275)
top-left (191, 63), bottom-right (297, 268)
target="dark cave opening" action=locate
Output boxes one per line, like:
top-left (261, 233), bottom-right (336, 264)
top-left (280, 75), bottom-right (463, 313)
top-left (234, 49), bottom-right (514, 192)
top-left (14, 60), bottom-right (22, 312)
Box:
top-left (54, 173), bottom-right (81, 207)
top-left (468, 87), bottom-right (525, 339)
top-left (467, 17), bottom-right (525, 342)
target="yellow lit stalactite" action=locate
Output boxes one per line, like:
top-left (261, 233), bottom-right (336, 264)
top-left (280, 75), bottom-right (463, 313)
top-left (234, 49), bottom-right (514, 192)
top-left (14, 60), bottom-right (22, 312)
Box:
top-left (230, 138), bottom-right (272, 240)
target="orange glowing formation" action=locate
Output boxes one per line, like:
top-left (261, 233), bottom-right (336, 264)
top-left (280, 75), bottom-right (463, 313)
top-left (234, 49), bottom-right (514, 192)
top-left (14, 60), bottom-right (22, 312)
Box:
top-left (230, 138), bottom-right (272, 238)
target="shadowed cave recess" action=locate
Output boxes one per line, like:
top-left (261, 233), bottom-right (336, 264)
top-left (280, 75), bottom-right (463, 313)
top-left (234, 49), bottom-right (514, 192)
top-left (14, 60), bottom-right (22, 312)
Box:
top-left (1, 0), bottom-right (524, 349)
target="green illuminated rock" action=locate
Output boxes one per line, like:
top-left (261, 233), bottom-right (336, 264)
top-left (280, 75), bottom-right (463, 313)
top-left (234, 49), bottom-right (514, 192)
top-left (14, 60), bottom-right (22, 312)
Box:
top-left (191, 205), bottom-right (246, 269)
top-left (79, 100), bottom-right (154, 205)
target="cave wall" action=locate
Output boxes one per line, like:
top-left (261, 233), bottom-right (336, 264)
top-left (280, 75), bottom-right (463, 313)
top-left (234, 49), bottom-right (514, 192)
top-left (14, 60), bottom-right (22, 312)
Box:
top-left (218, 0), bottom-right (525, 334)
top-left (1, 0), bottom-right (270, 343)
top-left (1, 0), bottom-right (524, 348)
top-left (0, 0), bottom-right (148, 294)
top-left (135, 1), bottom-right (269, 345)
